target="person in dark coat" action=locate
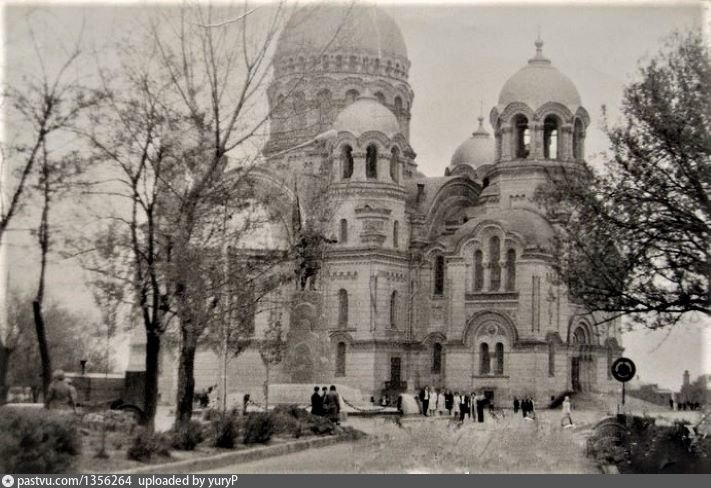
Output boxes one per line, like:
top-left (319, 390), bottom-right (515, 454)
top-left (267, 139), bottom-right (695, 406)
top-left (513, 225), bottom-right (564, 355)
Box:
top-left (513, 397), bottom-right (520, 414)
top-left (475, 392), bottom-right (485, 423)
top-left (323, 385), bottom-right (341, 424)
top-left (421, 386), bottom-right (431, 416)
top-left (311, 386), bottom-right (323, 416)
top-left (444, 390), bottom-right (454, 415)
top-left (459, 393), bottom-right (470, 422)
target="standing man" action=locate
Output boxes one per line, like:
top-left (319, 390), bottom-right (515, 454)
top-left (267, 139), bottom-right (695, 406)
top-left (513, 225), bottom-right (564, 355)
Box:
top-left (311, 386), bottom-right (323, 416)
top-left (324, 385), bottom-right (341, 424)
top-left (513, 396), bottom-right (520, 414)
top-left (476, 392), bottom-right (485, 423)
top-left (421, 386), bottom-right (430, 416)
top-left (444, 390), bottom-right (454, 416)
top-left (459, 392), bottom-right (470, 422)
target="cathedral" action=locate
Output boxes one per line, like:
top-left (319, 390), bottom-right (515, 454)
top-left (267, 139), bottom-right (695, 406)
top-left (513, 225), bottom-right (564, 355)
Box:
top-left (141, 2), bottom-right (624, 407)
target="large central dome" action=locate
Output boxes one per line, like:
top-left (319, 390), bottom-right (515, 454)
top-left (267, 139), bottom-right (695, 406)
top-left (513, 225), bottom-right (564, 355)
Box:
top-left (274, 3), bottom-right (409, 72)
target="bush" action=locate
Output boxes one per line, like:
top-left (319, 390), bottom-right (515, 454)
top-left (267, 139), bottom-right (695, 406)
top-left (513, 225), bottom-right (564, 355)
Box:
top-left (126, 428), bottom-right (171, 463)
top-left (212, 415), bottom-right (239, 449)
top-left (171, 420), bottom-right (205, 451)
top-left (243, 413), bottom-right (274, 444)
top-left (0, 408), bottom-right (81, 474)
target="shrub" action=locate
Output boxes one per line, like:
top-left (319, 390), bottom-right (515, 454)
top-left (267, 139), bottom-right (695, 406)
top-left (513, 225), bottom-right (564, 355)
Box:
top-left (212, 415), bottom-right (239, 449)
top-left (0, 408), bottom-right (81, 474)
top-left (126, 428), bottom-right (171, 463)
top-left (270, 410), bottom-right (303, 438)
top-left (243, 413), bottom-right (274, 444)
top-left (171, 420), bottom-right (205, 451)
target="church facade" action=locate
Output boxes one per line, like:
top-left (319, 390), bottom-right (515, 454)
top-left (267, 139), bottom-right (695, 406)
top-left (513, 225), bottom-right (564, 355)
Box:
top-left (146, 3), bottom-right (623, 406)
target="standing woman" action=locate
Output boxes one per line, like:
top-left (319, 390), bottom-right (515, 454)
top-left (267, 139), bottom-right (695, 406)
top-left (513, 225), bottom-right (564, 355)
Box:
top-left (453, 391), bottom-right (461, 418)
top-left (428, 389), bottom-right (438, 417)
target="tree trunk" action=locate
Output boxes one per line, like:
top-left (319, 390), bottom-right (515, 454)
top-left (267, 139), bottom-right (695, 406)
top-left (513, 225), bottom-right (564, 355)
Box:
top-left (175, 327), bottom-right (197, 433)
top-left (32, 300), bottom-right (52, 403)
top-left (141, 329), bottom-right (161, 430)
top-left (264, 363), bottom-right (270, 411)
top-left (0, 344), bottom-right (10, 404)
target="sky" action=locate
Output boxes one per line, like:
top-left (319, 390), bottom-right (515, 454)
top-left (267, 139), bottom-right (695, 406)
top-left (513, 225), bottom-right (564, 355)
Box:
top-left (1, 0), bottom-right (709, 391)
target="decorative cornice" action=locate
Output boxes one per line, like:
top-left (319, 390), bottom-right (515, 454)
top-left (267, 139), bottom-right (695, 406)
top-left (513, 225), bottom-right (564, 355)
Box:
top-left (465, 292), bottom-right (519, 302)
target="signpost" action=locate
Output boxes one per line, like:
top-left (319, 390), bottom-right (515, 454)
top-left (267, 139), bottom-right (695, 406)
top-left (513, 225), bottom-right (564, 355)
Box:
top-left (611, 357), bottom-right (636, 412)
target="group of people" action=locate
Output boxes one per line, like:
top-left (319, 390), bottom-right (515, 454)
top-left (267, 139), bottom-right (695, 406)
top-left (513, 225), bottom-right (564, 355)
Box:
top-left (310, 385), bottom-right (341, 423)
top-left (417, 386), bottom-right (490, 423)
top-left (512, 396), bottom-right (537, 419)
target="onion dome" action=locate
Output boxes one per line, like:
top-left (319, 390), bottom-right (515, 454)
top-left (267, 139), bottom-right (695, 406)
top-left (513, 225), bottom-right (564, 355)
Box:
top-left (497, 37), bottom-right (581, 112)
top-left (333, 91), bottom-right (400, 138)
top-left (449, 116), bottom-right (495, 171)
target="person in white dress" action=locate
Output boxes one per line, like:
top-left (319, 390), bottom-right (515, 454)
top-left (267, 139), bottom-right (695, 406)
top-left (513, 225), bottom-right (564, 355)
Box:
top-left (453, 392), bottom-right (461, 418)
top-left (428, 389), bottom-right (438, 416)
top-left (561, 395), bottom-right (574, 426)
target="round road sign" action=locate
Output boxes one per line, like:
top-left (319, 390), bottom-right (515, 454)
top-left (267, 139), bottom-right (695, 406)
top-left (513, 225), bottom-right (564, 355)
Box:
top-left (611, 357), bottom-right (636, 383)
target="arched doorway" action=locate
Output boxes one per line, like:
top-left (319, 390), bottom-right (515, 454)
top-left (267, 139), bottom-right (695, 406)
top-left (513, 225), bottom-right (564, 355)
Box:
top-left (570, 324), bottom-right (595, 392)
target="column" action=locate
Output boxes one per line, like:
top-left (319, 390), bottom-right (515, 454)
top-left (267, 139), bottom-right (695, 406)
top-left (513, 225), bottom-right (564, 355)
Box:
top-left (501, 125), bottom-right (513, 161)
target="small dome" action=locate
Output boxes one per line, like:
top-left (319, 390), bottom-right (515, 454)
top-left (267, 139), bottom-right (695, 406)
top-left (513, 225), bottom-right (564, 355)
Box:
top-left (275, 3), bottom-right (408, 65)
top-left (333, 92), bottom-right (400, 138)
top-left (449, 116), bottom-right (495, 171)
top-left (498, 38), bottom-right (581, 112)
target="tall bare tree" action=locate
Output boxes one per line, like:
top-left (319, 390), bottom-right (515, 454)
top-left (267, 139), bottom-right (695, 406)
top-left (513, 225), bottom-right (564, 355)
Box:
top-left (1, 14), bottom-right (96, 401)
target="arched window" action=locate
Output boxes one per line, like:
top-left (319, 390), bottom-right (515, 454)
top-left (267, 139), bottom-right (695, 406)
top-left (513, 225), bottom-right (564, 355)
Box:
top-left (479, 343), bottom-right (490, 375)
top-left (548, 341), bottom-right (556, 377)
top-left (322, 55), bottom-right (329, 70)
top-left (505, 249), bottom-right (516, 291)
top-left (543, 115), bottom-right (559, 160)
top-left (573, 118), bottom-right (584, 160)
top-left (342, 145), bottom-right (354, 179)
top-left (335, 55), bottom-right (343, 69)
top-left (336, 342), bottom-right (346, 376)
top-left (390, 291), bottom-right (398, 329)
top-left (339, 219), bottom-right (348, 244)
top-left (366, 144), bottom-right (378, 179)
top-left (474, 250), bottom-right (484, 292)
top-left (338, 289), bottom-right (348, 328)
top-left (433, 255), bottom-right (445, 296)
top-left (346, 89), bottom-right (359, 104)
top-left (514, 114), bottom-right (530, 159)
top-left (393, 221), bottom-right (399, 248)
top-left (317, 89), bottom-right (333, 131)
top-left (432, 343), bottom-right (443, 374)
top-left (390, 147), bottom-right (400, 182)
top-left (572, 326), bottom-right (587, 345)
top-left (495, 342), bottom-right (504, 375)
top-left (394, 96), bottom-right (403, 115)
top-left (489, 236), bottom-right (501, 291)
top-left (349, 55), bottom-right (357, 70)
top-left (374, 91), bottom-right (386, 105)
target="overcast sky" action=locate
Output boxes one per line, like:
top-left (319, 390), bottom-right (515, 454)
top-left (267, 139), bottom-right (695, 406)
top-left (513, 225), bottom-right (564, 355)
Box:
top-left (2, 0), bottom-right (708, 390)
